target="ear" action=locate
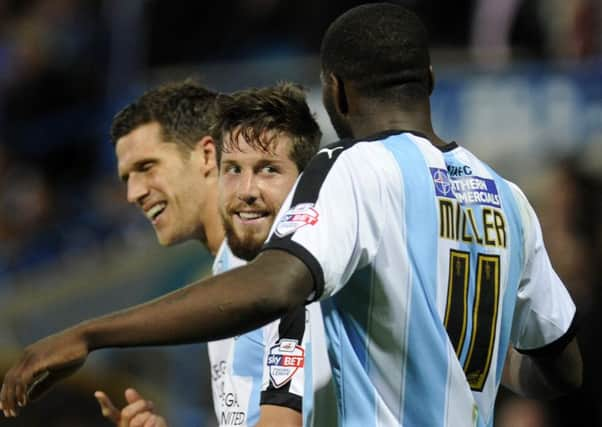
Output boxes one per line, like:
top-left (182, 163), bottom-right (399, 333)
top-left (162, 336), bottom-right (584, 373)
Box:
top-left (325, 71), bottom-right (349, 116)
top-left (333, 73), bottom-right (349, 115)
top-left (194, 135), bottom-right (218, 175)
top-left (428, 65), bottom-right (435, 95)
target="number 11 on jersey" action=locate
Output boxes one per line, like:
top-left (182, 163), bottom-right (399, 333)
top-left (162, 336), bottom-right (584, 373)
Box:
top-left (444, 250), bottom-right (500, 391)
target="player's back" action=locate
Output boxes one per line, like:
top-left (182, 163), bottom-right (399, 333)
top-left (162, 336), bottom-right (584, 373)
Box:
top-left (378, 134), bottom-right (524, 425)
top-left (268, 131), bottom-right (536, 426)
top-left (322, 132), bottom-right (519, 426)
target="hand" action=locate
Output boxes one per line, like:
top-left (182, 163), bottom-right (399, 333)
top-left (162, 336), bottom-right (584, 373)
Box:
top-left (0, 328), bottom-right (88, 417)
top-left (95, 388), bottom-right (168, 427)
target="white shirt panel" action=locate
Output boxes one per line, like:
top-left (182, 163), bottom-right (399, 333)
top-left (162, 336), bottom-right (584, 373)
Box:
top-left (209, 242), bottom-right (255, 427)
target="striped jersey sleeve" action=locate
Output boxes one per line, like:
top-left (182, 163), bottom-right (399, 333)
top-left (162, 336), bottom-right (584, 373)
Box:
top-left (507, 183), bottom-right (577, 352)
top-left (261, 302), bottom-right (337, 427)
top-left (260, 306), bottom-right (307, 412)
top-left (263, 139), bottom-right (389, 301)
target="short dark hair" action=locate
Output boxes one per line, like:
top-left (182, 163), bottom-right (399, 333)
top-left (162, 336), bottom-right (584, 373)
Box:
top-left (320, 3), bottom-right (430, 101)
top-left (110, 80), bottom-right (219, 151)
top-left (214, 82), bottom-right (321, 172)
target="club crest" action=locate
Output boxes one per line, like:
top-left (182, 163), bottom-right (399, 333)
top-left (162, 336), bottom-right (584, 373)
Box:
top-left (274, 203), bottom-right (319, 237)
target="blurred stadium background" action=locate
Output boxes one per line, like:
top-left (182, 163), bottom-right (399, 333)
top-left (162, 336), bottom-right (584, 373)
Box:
top-left (0, 0), bottom-right (600, 426)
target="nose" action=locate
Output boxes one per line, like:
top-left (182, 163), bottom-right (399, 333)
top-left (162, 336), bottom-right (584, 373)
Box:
top-left (126, 174), bottom-right (149, 204)
top-left (237, 170), bottom-right (260, 205)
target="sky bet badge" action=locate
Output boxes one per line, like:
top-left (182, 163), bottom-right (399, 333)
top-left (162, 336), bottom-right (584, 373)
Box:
top-left (267, 339), bottom-right (305, 388)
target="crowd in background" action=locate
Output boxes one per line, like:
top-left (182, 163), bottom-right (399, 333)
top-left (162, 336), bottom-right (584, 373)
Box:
top-left (0, 1), bottom-right (600, 426)
top-left (0, 0), bottom-right (599, 279)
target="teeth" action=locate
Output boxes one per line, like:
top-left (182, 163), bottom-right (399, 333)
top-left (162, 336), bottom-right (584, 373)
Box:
top-left (146, 203), bottom-right (166, 220)
top-left (239, 212), bottom-right (263, 220)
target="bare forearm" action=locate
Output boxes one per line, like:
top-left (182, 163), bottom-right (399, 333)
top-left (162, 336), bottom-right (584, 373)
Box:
top-left (503, 347), bottom-right (559, 398)
top-left (0, 251), bottom-right (313, 416)
top-left (254, 405), bottom-right (302, 427)
top-left (502, 339), bottom-right (582, 399)
top-left (83, 270), bottom-right (277, 349)
top-left (81, 251), bottom-right (311, 350)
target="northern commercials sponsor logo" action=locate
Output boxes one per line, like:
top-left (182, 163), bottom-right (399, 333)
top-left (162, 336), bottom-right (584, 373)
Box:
top-left (430, 168), bottom-right (501, 207)
top-left (452, 176), bottom-right (501, 207)
top-left (267, 340), bottom-right (305, 388)
top-left (274, 203), bottom-right (319, 237)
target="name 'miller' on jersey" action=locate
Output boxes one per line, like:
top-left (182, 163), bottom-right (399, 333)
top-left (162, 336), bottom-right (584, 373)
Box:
top-left (430, 167), bottom-right (507, 248)
top-left (266, 339), bottom-right (305, 388)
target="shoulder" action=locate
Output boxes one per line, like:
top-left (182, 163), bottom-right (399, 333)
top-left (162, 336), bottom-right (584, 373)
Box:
top-left (293, 133), bottom-right (403, 203)
top-left (504, 180), bottom-right (538, 229)
top-left (309, 130), bottom-right (410, 167)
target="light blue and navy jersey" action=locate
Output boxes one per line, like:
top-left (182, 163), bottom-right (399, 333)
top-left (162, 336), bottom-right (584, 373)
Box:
top-left (264, 131), bottom-right (576, 427)
top-left (209, 241), bottom-right (334, 427)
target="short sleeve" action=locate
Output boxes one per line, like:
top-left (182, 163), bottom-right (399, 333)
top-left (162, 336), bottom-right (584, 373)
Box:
top-left (260, 307), bottom-right (308, 412)
top-left (510, 184), bottom-right (577, 353)
top-left (262, 142), bottom-right (388, 301)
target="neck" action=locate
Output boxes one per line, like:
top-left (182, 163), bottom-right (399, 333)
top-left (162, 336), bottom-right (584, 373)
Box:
top-left (200, 176), bottom-right (225, 256)
top-left (204, 209), bottom-right (224, 257)
top-left (350, 98), bottom-right (447, 147)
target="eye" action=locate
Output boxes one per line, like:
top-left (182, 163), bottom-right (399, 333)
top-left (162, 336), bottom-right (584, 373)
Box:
top-left (261, 165), bottom-right (279, 174)
top-left (139, 161), bottom-right (154, 172)
top-left (224, 164), bottom-right (241, 174)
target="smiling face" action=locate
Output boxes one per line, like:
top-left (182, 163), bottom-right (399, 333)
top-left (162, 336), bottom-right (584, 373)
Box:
top-left (218, 129), bottom-right (300, 260)
top-left (116, 121), bottom-right (211, 246)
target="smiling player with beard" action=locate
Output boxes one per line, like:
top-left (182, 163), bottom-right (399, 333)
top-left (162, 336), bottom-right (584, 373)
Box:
top-left (206, 83), bottom-right (334, 427)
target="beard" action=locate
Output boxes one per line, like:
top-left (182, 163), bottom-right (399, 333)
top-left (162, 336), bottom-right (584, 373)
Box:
top-left (220, 211), bottom-right (265, 261)
top-left (323, 86), bottom-right (354, 139)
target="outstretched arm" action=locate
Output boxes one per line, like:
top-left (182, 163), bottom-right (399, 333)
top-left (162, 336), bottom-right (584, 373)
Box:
top-left (0, 250), bottom-right (313, 417)
top-left (86, 250), bottom-right (312, 348)
top-left (502, 337), bottom-right (582, 399)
